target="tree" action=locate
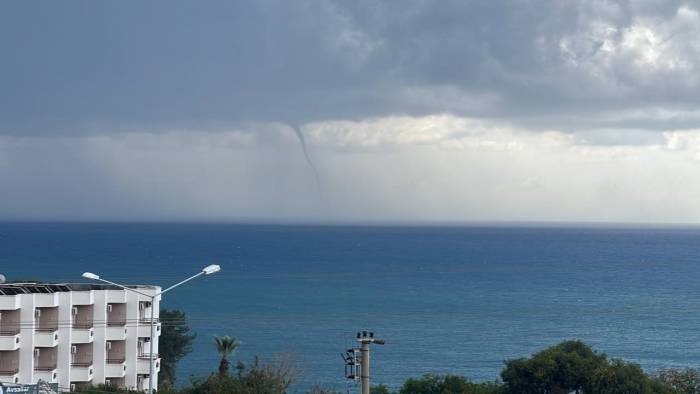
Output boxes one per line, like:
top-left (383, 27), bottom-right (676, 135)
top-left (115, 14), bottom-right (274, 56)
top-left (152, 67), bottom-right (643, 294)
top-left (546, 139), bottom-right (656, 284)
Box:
top-left (183, 356), bottom-right (296, 394)
top-left (590, 359), bottom-right (676, 394)
top-left (501, 340), bottom-right (608, 394)
top-left (399, 374), bottom-right (503, 394)
top-left (158, 309), bottom-right (196, 386)
top-left (306, 384), bottom-right (341, 394)
top-left (371, 384), bottom-right (394, 394)
top-left (214, 335), bottom-right (240, 375)
top-left (658, 368), bottom-right (700, 394)
top-left (500, 340), bottom-right (678, 394)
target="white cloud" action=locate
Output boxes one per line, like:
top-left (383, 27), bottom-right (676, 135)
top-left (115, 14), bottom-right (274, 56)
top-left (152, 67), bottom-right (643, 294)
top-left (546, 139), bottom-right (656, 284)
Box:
top-left (318, 2), bottom-right (383, 69)
top-left (3, 116), bottom-right (700, 223)
top-left (558, 3), bottom-right (700, 84)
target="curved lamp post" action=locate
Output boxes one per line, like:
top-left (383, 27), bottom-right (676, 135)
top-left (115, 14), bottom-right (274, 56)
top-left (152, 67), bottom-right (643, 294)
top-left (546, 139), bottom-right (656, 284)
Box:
top-left (82, 264), bottom-right (220, 394)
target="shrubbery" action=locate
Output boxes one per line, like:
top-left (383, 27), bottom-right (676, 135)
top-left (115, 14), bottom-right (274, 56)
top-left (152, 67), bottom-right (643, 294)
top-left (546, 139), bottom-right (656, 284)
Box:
top-left (72, 340), bottom-right (700, 394)
top-left (500, 340), bottom-right (674, 394)
top-left (397, 374), bottom-right (503, 394)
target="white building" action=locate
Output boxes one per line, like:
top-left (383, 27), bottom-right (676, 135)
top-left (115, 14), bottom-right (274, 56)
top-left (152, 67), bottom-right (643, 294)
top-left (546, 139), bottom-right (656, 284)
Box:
top-left (0, 283), bottom-right (161, 392)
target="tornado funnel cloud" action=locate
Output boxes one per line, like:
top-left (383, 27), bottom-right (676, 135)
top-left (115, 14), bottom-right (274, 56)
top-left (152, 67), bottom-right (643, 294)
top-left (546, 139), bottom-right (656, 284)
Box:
top-left (291, 125), bottom-right (322, 202)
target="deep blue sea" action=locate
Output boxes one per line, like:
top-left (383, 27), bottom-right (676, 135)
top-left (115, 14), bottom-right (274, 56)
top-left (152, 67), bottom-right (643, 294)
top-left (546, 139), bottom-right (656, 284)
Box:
top-left (2, 222), bottom-right (700, 392)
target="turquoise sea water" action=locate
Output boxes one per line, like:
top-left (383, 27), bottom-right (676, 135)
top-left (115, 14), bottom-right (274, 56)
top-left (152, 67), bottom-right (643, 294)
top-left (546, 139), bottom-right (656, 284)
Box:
top-left (2, 222), bottom-right (700, 391)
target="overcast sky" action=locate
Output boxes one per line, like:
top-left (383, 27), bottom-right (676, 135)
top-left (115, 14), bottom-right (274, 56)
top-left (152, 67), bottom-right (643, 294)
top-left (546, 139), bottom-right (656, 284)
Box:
top-left (2, 0), bottom-right (700, 223)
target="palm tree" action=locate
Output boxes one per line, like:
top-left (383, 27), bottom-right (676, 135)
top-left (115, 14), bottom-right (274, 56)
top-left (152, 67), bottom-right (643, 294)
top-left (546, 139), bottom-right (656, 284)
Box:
top-left (213, 335), bottom-right (240, 374)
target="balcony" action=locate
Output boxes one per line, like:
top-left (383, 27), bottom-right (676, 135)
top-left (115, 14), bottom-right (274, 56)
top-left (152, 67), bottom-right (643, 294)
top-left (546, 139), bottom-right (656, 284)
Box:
top-left (0, 295), bottom-right (20, 310)
top-left (107, 303), bottom-right (126, 328)
top-left (34, 293), bottom-right (59, 308)
top-left (0, 350), bottom-right (19, 384)
top-left (70, 363), bottom-right (94, 382)
top-left (34, 366), bottom-right (58, 383)
top-left (35, 306), bottom-right (59, 347)
top-left (72, 304), bottom-right (94, 343)
top-left (0, 368), bottom-right (19, 384)
top-left (104, 377), bottom-right (125, 389)
top-left (137, 321), bottom-right (161, 338)
top-left (0, 309), bottom-right (21, 350)
top-left (137, 375), bottom-right (150, 392)
top-left (0, 332), bottom-right (20, 351)
top-left (35, 330), bottom-right (59, 347)
top-left (106, 326), bottom-right (127, 341)
top-left (105, 359), bottom-right (126, 378)
top-left (137, 356), bottom-right (160, 375)
top-left (71, 291), bottom-right (94, 305)
top-left (71, 328), bottom-right (94, 344)
top-left (106, 290), bottom-right (127, 304)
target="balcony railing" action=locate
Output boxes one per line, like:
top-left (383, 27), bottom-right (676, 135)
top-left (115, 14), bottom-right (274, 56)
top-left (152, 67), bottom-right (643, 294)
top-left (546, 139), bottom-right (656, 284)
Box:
top-left (36, 326), bottom-right (59, 333)
top-left (107, 320), bottom-right (127, 327)
top-left (139, 317), bottom-right (159, 324)
top-left (107, 358), bottom-right (126, 364)
top-left (138, 353), bottom-right (158, 359)
top-left (0, 368), bottom-right (19, 376)
top-left (0, 328), bottom-right (20, 336)
top-left (72, 322), bottom-right (94, 329)
top-left (34, 365), bottom-right (57, 371)
top-left (71, 362), bottom-right (93, 367)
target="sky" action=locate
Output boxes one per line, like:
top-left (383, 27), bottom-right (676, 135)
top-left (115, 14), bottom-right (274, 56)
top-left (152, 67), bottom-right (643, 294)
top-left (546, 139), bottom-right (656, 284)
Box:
top-left (2, 0), bottom-right (700, 223)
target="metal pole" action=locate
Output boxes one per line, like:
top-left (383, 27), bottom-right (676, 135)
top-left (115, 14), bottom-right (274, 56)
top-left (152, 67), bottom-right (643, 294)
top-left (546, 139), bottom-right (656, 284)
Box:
top-left (148, 295), bottom-right (155, 394)
top-left (361, 340), bottom-right (370, 394)
top-left (82, 267), bottom-right (220, 393)
top-left (159, 271), bottom-right (205, 295)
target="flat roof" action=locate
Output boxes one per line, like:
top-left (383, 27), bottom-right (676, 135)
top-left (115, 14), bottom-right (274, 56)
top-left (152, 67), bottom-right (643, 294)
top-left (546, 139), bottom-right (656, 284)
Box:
top-left (0, 283), bottom-right (157, 296)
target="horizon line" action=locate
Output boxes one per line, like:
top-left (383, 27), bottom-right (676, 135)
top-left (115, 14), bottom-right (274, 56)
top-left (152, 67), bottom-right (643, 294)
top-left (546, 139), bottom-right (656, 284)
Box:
top-left (1, 218), bottom-right (700, 229)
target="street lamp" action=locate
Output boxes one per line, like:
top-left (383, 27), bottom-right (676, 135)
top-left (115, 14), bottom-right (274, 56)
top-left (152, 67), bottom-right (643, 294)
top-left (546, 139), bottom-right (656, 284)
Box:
top-left (81, 265), bottom-right (220, 394)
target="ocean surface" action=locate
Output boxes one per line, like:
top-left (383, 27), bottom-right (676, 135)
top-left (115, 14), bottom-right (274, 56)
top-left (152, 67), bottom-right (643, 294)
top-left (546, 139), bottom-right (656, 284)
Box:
top-left (2, 222), bottom-right (700, 391)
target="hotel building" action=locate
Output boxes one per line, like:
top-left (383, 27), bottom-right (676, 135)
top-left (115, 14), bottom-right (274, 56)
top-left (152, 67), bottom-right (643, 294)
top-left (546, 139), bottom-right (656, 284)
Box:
top-left (0, 283), bottom-right (161, 392)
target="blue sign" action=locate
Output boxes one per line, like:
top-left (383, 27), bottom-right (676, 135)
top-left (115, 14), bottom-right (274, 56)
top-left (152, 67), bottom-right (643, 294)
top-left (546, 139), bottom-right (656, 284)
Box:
top-left (0, 382), bottom-right (59, 394)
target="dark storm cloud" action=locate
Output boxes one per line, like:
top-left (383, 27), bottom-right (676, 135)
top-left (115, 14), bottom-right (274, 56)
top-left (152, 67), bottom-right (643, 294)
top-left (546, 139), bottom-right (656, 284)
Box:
top-left (1, 0), bottom-right (699, 136)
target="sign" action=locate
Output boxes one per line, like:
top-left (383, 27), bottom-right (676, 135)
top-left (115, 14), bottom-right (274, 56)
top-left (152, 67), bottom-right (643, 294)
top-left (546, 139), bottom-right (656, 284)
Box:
top-left (0, 382), bottom-right (59, 394)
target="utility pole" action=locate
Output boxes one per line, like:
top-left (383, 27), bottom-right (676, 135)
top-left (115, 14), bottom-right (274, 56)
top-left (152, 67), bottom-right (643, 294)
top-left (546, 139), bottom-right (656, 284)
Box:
top-left (343, 330), bottom-right (385, 394)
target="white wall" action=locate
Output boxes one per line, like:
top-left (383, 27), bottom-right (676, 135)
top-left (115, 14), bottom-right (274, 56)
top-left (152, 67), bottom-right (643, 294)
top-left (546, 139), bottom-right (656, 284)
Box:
top-left (18, 294), bottom-right (35, 383)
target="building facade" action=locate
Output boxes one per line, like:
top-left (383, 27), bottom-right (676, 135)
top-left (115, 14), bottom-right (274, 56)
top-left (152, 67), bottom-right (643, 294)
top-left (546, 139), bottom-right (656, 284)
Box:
top-left (0, 283), bottom-right (161, 392)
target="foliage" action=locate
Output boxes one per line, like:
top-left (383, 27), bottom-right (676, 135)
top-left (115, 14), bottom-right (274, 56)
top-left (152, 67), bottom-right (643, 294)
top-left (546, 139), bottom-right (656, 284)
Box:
top-left (73, 340), bottom-right (694, 394)
top-left (399, 374), bottom-right (504, 394)
top-left (182, 356), bottom-right (296, 394)
top-left (214, 335), bottom-right (240, 374)
top-left (158, 309), bottom-right (196, 386)
top-left (306, 384), bottom-right (341, 394)
top-left (658, 368), bottom-right (700, 394)
top-left (371, 384), bottom-right (394, 394)
top-left (501, 340), bottom-right (679, 394)
top-left (501, 340), bottom-right (607, 394)
top-left (72, 384), bottom-right (142, 393)
top-left (589, 359), bottom-right (676, 394)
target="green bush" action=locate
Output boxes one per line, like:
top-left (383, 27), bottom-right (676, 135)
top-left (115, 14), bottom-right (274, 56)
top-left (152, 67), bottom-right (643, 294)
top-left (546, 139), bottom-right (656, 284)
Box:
top-left (500, 340), bottom-right (681, 394)
top-left (399, 374), bottom-right (503, 394)
top-left (501, 340), bottom-right (607, 393)
top-left (371, 384), bottom-right (394, 394)
top-left (590, 359), bottom-right (676, 394)
top-left (180, 357), bottom-right (296, 394)
top-left (658, 368), bottom-right (700, 394)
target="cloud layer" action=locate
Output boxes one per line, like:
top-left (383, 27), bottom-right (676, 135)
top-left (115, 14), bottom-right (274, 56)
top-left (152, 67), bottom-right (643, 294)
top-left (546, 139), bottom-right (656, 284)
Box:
top-left (2, 116), bottom-right (700, 222)
top-left (3, 0), bottom-right (700, 134)
top-left (1, 1), bottom-right (700, 222)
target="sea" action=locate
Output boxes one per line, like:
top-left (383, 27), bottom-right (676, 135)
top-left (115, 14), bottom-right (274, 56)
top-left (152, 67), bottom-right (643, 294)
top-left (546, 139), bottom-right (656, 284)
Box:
top-left (2, 222), bottom-right (700, 392)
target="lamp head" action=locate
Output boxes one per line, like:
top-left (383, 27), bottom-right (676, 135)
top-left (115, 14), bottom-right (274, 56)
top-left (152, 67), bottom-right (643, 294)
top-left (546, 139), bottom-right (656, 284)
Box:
top-left (82, 272), bottom-right (100, 280)
top-left (202, 264), bottom-right (221, 275)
